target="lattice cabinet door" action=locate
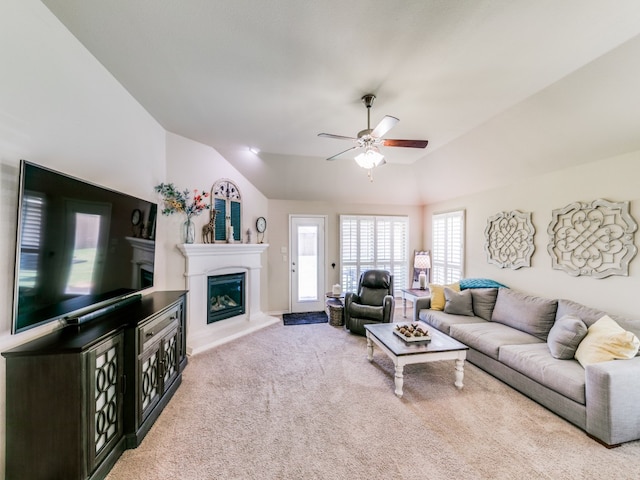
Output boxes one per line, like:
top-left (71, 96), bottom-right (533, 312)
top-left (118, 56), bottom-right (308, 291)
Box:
top-left (138, 340), bottom-right (162, 422)
top-left (162, 324), bottom-right (180, 391)
top-left (87, 331), bottom-right (124, 474)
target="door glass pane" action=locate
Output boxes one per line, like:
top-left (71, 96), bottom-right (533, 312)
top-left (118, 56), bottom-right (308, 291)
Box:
top-left (297, 225), bottom-right (318, 301)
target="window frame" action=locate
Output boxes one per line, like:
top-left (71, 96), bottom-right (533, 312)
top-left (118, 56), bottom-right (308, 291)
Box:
top-left (339, 214), bottom-right (409, 295)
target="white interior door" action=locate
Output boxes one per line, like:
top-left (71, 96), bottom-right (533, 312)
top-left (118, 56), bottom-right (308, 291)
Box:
top-left (290, 215), bottom-right (326, 313)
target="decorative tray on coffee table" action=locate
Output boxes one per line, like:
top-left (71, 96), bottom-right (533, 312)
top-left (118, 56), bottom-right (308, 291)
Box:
top-left (393, 323), bottom-right (431, 342)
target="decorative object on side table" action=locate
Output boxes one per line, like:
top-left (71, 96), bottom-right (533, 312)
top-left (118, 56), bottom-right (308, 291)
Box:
top-left (154, 183), bottom-right (210, 244)
top-left (325, 291), bottom-right (345, 326)
top-left (413, 251), bottom-right (431, 289)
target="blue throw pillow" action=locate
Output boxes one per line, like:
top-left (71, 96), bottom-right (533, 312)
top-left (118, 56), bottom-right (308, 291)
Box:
top-left (460, 278), bottom-right (507, 290)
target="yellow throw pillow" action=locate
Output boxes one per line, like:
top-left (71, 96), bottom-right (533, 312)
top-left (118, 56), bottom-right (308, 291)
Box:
top-left (429, 282), bottom-right (460, 311)
top-left (574, 315), bottom-right (640, 367)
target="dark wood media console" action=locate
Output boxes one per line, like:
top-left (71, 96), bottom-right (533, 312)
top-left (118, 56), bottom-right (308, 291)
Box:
top-left (2, 290), bottom-right (188, 480)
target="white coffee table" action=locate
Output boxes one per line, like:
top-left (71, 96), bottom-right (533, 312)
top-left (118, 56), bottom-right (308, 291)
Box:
top-left (364, 322), bottom-right (469, 398)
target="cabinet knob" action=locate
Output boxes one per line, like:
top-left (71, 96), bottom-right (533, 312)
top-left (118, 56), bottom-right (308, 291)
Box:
top-left (146, 331), bottom-right (154, 338)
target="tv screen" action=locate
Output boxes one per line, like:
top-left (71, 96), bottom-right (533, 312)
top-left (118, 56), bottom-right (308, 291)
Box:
top-left (12, 160), bottom-right (157, 334)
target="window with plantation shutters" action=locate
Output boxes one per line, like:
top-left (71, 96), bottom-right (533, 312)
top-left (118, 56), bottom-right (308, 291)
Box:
top-left (340, 215), bottom-right (408, 294)
top-left (431, 210), bottom-right (465, 284)
top-left (18, 191), bottom-right (45, 289)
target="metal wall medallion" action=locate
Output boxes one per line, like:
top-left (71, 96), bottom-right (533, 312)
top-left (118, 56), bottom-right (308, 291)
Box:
top-left (547, 198), bottom-right (637, 278)
top-left (484, 210), bottom-right (535, 269)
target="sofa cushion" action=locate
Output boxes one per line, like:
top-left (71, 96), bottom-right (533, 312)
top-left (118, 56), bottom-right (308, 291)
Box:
top-left (499, 343), bottom-right (586, 404)
top-left (470, 288), bottom-right (499, 321)
top-left (547, 315), bottom-right (588, 360)
top-left (491, 288), bottom-right (558, 340)
top-left (555, 299), bottom-right (607, 327)
top-left (450, 322), bottom-right (543, 360)
top-left (443, 288), bottom-right (474, 316)
top-left (574, 315), bottom-right (640, 367)
top-left (419, 309), bottom-right (486, 335)
top-left (557, 299), bottom-right (640, 352)
top-left (428, 282), bottom-right (460, 311)
top-left (610, 315), bottom-right (640, 345)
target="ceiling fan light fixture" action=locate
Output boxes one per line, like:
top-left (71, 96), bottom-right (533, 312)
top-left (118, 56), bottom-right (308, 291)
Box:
top-left (354, 147), bottom-right (384, 169)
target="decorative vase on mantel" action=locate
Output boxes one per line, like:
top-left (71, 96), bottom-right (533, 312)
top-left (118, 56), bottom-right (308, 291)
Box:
top-left (182, 216), bottom-right (196, 244)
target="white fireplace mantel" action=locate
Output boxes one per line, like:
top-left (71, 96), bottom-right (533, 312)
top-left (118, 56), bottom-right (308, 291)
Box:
top-left (177, 243), bottom-right (279, 355)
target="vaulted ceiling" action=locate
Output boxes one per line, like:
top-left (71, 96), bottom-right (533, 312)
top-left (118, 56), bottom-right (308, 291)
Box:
top-left (41, 0), bottom-right (640, 205)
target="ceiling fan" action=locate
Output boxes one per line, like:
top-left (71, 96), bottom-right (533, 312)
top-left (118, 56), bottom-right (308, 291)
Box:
top-left (318, 94), bottom-right (429, 169)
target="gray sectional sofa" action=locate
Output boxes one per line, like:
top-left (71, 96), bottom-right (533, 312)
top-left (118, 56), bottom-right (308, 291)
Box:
top-left (413, 286), bottom-right (640, 446)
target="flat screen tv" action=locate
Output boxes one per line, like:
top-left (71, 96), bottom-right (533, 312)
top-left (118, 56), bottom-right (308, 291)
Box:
top-left (12, 160), bottom-right (157, 334)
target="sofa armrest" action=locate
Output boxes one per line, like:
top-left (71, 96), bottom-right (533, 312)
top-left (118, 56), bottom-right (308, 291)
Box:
top-left (412, 296), bottom-right (431, 322)
top-left (344, 292), bottom-right (360, 325)
top-left (585, 356), bottom-right (640, 446)
top-left (383, 294), bottom-right (395, 323)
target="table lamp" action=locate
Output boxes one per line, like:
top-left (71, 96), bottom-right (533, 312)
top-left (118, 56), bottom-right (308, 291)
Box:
top-left (414, 253), bottom-right (431, 290)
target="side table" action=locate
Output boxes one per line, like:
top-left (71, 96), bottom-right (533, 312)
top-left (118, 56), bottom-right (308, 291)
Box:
top-left (400, 288), bottom-right (431, 318)
top-left (325, 292), bottom-right (345, 326)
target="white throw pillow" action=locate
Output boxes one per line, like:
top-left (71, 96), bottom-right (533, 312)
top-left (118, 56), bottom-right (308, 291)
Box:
top-left (574, 315), bottom-right (640, 367)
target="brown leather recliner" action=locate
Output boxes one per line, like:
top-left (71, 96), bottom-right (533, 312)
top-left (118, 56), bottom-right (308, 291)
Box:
top-left (344, 270), bottom-right (395, 336)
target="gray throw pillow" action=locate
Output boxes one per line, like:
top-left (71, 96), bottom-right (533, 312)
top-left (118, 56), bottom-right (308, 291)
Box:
top-left (444, 287), bottom-right (474, 316)
top-left (547, 314), bottom-right (588, 359)
top-left (470, 288), bottom-right (498, 321)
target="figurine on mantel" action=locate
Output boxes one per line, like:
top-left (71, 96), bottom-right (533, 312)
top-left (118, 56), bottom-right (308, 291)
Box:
top-left (246, 228), bottom-right (252, 244)
top-left (202, 208), bottom-right (217, 244)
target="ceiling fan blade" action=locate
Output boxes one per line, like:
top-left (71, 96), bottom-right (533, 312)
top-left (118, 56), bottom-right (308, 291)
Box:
top-left (371, 115), bottom-right (399, 138)
top-left (382, 139), bottom-right (429, 148)
top-left (318, 133), bottom-right (358, 141)
top-left (326, 146), bottom-right (358, 161)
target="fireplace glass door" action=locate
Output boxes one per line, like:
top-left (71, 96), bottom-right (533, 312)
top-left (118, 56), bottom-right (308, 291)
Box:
top-left (207, 273), bottom-right (245, 323)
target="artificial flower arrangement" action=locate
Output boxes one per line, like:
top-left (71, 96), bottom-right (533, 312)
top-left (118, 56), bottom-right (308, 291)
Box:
top-left (154, 183), bottom-right (210, 218)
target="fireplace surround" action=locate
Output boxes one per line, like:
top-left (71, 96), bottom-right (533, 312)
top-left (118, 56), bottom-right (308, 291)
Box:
top-left (178, 243), bottom-right (279, 355)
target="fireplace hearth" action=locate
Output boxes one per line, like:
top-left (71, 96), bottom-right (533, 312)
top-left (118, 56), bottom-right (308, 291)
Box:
top-left (208, 273), bottom-right (245, 323)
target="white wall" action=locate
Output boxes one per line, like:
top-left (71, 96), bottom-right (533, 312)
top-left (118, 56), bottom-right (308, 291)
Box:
top-left (163, 132), bottom-right (270, 308)
top-left (0, 0), bottom-right (167, 476)
top-left (267, 200), bottom-right (424, 313)
top-left (0, 5), bottom-right (273, 476)
top-left (424, 151), bottom-right (640, 319)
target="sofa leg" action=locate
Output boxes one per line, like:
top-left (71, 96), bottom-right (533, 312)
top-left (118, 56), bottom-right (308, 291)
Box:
top-left (586, 432), bottom-right (621, 449)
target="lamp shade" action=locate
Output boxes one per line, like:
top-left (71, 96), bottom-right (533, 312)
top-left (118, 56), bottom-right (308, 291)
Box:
top-left (354, 147), bottom-right (384, 169)
top-left (414, 254), bottom-right (431, 270)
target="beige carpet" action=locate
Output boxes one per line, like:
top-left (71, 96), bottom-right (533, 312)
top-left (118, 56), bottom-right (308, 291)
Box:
top-left (107, 321), bottom-right (640, 480)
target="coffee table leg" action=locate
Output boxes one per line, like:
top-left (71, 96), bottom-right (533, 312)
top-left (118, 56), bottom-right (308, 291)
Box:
top-left (394, 363), bottom-right (404, 397)
top-left (366, 334), bottom-right (374, 361)
top-left (455, 358), bottom-right (465, 389)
